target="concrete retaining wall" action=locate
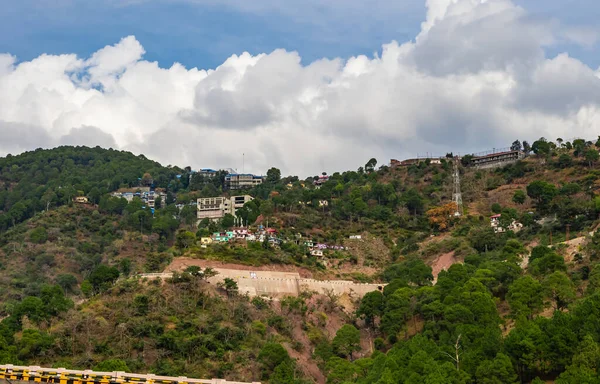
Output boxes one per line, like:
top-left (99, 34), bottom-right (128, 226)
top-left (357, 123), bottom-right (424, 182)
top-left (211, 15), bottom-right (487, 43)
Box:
top-left (139, 268), bottom-right (384, 299)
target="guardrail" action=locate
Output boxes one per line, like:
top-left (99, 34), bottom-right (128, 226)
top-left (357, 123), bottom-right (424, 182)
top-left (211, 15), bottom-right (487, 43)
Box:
top-left (0, 365), bottom-right (259, 384)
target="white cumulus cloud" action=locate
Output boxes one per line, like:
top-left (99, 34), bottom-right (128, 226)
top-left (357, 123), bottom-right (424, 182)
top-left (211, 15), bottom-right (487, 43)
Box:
top-left (1, 0), bottom-right (600, 177)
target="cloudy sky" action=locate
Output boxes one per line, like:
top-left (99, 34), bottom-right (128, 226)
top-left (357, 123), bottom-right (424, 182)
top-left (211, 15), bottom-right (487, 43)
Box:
top-left (1, 0), bottom-right (599, 176)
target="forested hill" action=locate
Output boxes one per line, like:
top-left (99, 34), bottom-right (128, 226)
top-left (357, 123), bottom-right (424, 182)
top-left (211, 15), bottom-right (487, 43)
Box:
top-left (0, 146), bottom-right (184, 230)
top-left (6, 140), bottom-right (600, 383)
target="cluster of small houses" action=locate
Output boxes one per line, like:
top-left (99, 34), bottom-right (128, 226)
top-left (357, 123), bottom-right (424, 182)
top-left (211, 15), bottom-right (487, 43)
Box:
top-left (490, 214), bottom-right (524, 234)
top-left (109, 187), bottom-right (168, 210)
top-left (199, 227), bottom-right (353, 257)
top-left (199, 227), bottom-right (281, 246)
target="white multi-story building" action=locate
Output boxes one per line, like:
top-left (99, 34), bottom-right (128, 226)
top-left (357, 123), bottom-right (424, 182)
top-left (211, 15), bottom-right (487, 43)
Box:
top-left (197, 195), bottom-right (254, 222)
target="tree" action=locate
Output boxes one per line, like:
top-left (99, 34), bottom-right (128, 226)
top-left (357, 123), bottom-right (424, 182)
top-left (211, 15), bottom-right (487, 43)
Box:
top-left (559, 183), bottom-right (581, 196)
top-left (531, 138), bottom-right (551, 156)
top-left (526, 180), bottom-right (557, 207)
top-left (179, 205), bottom-right (197, 227)
top-left (94, 359), bottom-right (130, 372)
top-left (220, 213), bottom-right (235, 229)
top-left (556, 335), bottom-right (600, 384)
top-left (510, 140), bottom-right (522, 152)
top-left (573, 139), bottom-right (587, 157)
top-left (383, 259), bottom-right (433, 286)
top-left (88, 264), bottom-right (120, 293)
top-left (175, 230), bottom-right (196, 249)
top-left (133, 294), bottom-right (150, 315)
top-left (365, 158), bottom-right (378, 173)
top-left (325, 357), bottom-right (358, 384)
top-left (141, 172), bottom-right (153, 186)
top-left (182, 266), bottom-right (217, 281)
top-left (357, 291), bottom-right (384, 327)
top-left (584, 149), bottom-right (600, 167)
top-left (556, 153), bottom-right (573, 168)
top-left (258, 343), bottom-right (290, 376)
top-left (403, 189), bottom-right (424, 216)
top-left (426, 203), bottom-right (457, 231)
top-left (41, 188), bottom-right (57, 211)
top-left (17, 329), bottom-right (53, 359)
top-left (381, 287), bottom-right (414, 335)
top-left (203, 267), bottom-right (218, 279)
top-left (166, 192), bottom-right (175, 205)
top-left (332, 324), bottom-right (361, 360)
top-left (80, 280), bottom-right (93, 297)
top-left (529, 251), bottom-right (566, 276)
top-left (522, 140), bottom-right (531, 155)
top-left (266, 167), bottom-right (281, 184)
top-left (512, 190), bottom-right (526, 205)
top-left (469, 227), bottom-right (503, 253)
top-left (56, 274), bottom-right (78, 294)
top-left (218, 278), bottom-right (238, 297)
top-left (87, 187), bottom-right (102, 204)
top-left (184, 266), bottom-right (202, 277)
top-left (475, 353), bottom-right (518, 384)
top-left (260, 200), bottom-right (274, 221)
top-left (542, 271), bottom-right (576, 310)
top-left (556, 366), bottom-right (600, 384)
top-left (14, 297), bottom-right (46, 324)
top-left (491, 203), bottom-right (502, 214)
top-left (269, 361), bottom-right (297, 384)
top-left (461, 154), bottom-right (474, 167)
top-left (29, 227), bottom-right (48, 244)
top-left (119, 258), bottom-right (132, 276)
top-left (507, 276), bottom-right (544, 320)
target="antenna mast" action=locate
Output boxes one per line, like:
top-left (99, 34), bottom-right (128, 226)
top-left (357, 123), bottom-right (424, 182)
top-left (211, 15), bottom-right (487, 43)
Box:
top-left (452, 156), bottom-right (463, 217)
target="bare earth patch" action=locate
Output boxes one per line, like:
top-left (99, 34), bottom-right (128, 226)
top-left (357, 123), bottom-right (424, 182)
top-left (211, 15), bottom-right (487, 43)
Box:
top-left (165, 257), bottom-right (315, 278)
top-left (430, 251), bottom-right (458, 283)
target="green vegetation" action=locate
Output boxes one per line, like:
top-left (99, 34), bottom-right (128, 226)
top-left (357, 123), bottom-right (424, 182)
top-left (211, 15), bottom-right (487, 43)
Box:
top-left (3, 140), bottom-right (600, 382)
top-left (0, 146), bottom-right (184, 230)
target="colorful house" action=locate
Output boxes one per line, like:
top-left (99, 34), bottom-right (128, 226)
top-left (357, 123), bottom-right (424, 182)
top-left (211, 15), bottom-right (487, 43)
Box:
top-left (212, 232), bottom-right (234, 242)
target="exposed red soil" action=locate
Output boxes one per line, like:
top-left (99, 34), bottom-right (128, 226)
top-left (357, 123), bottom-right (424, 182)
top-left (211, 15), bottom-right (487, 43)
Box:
top-left (430, 251), bottom-right (458, 283)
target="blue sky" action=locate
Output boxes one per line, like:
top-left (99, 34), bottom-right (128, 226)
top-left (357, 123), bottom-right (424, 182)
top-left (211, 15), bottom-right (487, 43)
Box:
top-left (0, 0), bottom-right (418, 68)
top-left (2, 0), bottom-right (600, 175)
top-left (3, 0), bottom-right (596, 71)
top-left (0, 0), bottom-right (600, 68)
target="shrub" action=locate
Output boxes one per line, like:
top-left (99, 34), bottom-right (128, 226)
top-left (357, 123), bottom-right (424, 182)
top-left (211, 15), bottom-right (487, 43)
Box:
top-left (29, 227), bottom-right (48, 244)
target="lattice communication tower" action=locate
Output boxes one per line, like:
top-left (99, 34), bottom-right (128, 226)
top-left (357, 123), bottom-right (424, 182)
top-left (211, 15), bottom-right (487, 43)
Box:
top-left (452, 156), bottom-right (463, 217)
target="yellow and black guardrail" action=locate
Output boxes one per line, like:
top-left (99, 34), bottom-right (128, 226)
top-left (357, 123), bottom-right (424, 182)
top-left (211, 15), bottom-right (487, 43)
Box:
top-left (0, 365), bottom-right (259, 384)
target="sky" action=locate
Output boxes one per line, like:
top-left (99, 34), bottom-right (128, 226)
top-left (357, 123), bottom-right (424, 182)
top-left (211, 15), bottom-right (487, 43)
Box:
top-left (0, 0), bottom-right (599, 177)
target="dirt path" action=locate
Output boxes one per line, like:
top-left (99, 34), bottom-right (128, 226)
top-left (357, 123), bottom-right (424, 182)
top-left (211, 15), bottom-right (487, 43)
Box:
top-left (165, 257), bottom-right (315, 278)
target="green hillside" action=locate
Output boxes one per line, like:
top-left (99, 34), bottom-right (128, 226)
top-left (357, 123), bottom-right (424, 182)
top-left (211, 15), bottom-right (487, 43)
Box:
top-left (3, 140), bottom-right (600, 383)
top-left (0, 146), bottom-right (184, 230)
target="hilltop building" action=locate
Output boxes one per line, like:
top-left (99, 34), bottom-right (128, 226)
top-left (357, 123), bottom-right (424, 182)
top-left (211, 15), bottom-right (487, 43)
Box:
top-left (110, 187), bottom-right (165, 209)
top-left (390, 157), bottom-right (443, 167)
top-left (471, 149), bottom-right (524, 169)
top-left (391, 147), bottom-right (525, 170)
top-left (225, 173), bottom-right (264, 190)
